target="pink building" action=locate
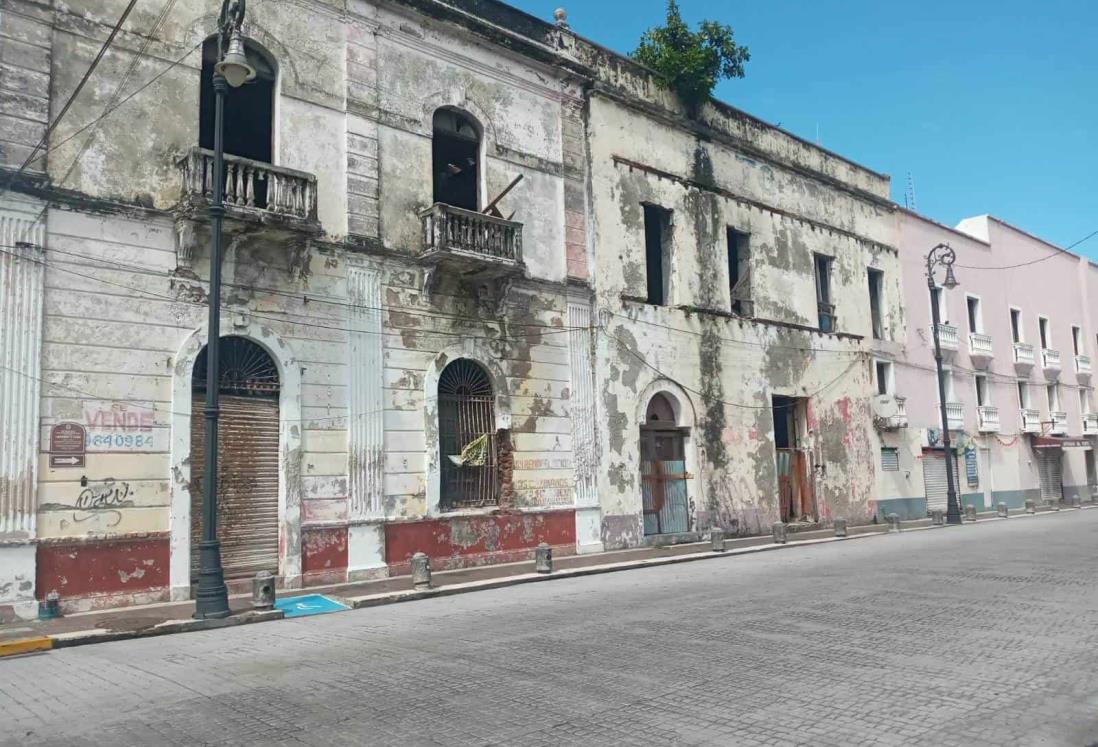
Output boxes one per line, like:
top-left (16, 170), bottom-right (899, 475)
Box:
top-left (874, 211), bottom-right (1098, 519)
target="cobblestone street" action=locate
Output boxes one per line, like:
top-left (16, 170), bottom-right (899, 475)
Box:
top-left (3, 512), bottom-right (1098, 746)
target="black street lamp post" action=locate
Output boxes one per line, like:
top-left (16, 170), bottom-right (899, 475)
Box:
top-left (194, 0), bottom-right (255, 620)
top-left (926, 242), bottom-right (963, 526)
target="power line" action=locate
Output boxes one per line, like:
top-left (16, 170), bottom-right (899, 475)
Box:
top-left (955, 227), bottom-right (1098, 271)
top-left (0, 0), bottom-right (140, 201)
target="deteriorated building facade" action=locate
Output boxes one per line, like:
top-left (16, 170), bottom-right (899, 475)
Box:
top-left (2, 0), bottom-right (1091, 619)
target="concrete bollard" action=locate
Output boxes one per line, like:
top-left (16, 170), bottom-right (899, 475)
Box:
top-left (997, 502), bottom-right (1009, 519)
top-left (1025, 499), bottom-right (1037, 514)
top-left (886, 513), bottom-right (901, 533)
top-left (535, 542), bottom-right (553, 573)
top-left (252, 570), bottom-right (276, 610)
top-left (411, 552), bottom-right (432, 590)
top-left (833, 517), bottom-right (848, 538)
top-left (1071, 494), bottom-right (1082, 508)
top-left (710, 529), bottom-right (726, 552)
top-left (772, 521), bottom-right (787, 545)
top-left (964, 504), bottom-right (978, 522)
top-left (931, 509), bottom-right (945, 526)
top-left (39, 591), bottom-right (61, 620)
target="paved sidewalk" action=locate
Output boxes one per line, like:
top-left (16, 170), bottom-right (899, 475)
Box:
top-left (0, 505), bottom-right (1073, 653)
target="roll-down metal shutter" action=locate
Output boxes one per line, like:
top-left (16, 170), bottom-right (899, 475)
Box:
top-left (191, 394), bottom-right (280, 580)
top-left (923, 450), bottom-right (960, 512)
top-left (1038, 450), bottom-right (1063, 502)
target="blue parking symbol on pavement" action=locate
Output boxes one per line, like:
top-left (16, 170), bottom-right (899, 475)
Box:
top-left (274, 594), bottom-right (350, 618)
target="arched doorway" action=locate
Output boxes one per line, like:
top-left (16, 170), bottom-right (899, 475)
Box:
top-left (438, 359), bottom-right (498, 510)
top-left (190, 336), bottom-right (280, 581)
top-left (432, 108), bottom-right (481, 211)
top-left (640, 393), bottom-right (690, 535)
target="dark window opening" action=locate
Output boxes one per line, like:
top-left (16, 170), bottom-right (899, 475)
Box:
top-left (199, 37), bottom-right (275, 164)
top-left (438, 359), bottom-right (498, 510)
top-left (1072, 326), bottom-right (1082, 355)
top-left (1011, 309), bottom-right (1022, 343)
top-left (772, 396), bottom-right (798, 449)
top-left (1039, 318), bottom-right (1050, 349)
top-left (876, 361), bottom-right (891, 396)
top-left (193, 336), bottom-right (280, 398)
top-left (867, 268), bottom-right (884, 339)
top-left (814, 254), bottom-right (834, 332)
top-left (967, 297), bottom-right (980, 334)
top-left (643, 204), bottom-right (672, 305)
top-left (1017, 381), bottom-right (1028, 409)
top-left (975, 375), bottom-right (988, 407)
top-left (432, 108), bottom-right (480, 211)
top-left (727, 228), bottom-right (751, 316)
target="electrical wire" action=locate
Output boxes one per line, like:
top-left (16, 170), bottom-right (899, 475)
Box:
top-left (954, 227), bottom-right (1098, 271)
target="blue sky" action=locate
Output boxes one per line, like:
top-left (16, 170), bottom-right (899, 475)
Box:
top-left (510, 0), bottom-right (1097, 255)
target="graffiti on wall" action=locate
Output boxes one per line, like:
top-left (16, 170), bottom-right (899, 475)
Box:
top-left (40, 478), bottom-right (134, 529)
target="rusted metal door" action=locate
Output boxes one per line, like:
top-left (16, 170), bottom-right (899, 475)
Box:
top-left (190, 394), bottom-right (280, 579)
top-left (439, 360), bottom-right (498, 510)
top-left (640, 429), bottom-right (689, 535)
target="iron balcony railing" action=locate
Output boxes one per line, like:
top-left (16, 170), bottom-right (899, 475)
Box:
top-left (977, 405), bottom-right (1000, 433)
top-left (178, 147), bottom-right (318, 221)
top-left (1020, 408), bottom-right (1042, 433)
top-left (419, 203), bottom-right (523, 264)
top-left (945, 401), bottom-right (964, 431)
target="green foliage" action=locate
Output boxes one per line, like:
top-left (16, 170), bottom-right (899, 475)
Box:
top-left (632, 0), bottom-right (750, 115)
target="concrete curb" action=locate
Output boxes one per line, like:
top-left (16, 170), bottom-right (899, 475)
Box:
top-left (5, 503), bottom-right (1090, 656)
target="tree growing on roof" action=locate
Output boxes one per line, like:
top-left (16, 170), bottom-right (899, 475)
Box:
top-left (632, 0), bottom-right (750, 117)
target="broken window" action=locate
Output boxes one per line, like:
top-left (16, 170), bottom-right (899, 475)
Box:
top-left (814, 254), bottom-right (835, 332)
top-left (727, 228), bottom-right (751, 316)
top-left (643, 204), bottom-right (672, 305)
top-left (867, 268), bottom-right (884, 339)
top-left (432, 108), bottom-right (481, 211)
top-left (199, 37), bottom-right (275, 164)
top-left (438, 359), bottom-right (498, 511)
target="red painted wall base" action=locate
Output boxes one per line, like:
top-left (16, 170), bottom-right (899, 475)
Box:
top-left (302, 526), bottom-right (349, 586)
top-left (36, 534), bottom-right (170, 612)
top-left (385, 509), bottom-right (576, 574)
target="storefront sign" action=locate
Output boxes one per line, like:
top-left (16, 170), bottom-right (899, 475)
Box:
top-left (49, 422), bottom-right (86, 468)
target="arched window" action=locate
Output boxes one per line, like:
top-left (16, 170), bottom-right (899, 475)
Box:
top-left (438, 359), bottom-right (498, 510)
top-left (190, 336), bottom-right (280, 580)
top-left (432, 108), bottom-right (481, 211)
top-left (641, 391), bottom-right (688, 535)
top-left (645, 393), bottom-right (678, 426)
top-left (199, 36), bottom-right (276, 164)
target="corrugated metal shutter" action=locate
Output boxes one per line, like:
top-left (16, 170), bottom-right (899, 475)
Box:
top-left (1038, 450), bottom-right (1063, 502)
top-left (191, 394), bottom-right (280, 580)
top-left (923, 450), bottom-right (960, 512)
top-left (881, 448), bottom-right (900, 471)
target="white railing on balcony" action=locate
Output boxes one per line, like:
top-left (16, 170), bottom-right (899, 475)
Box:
top-left (945, 402), bottom-right (964, 431)
top-left (1076, 354), bottom-right (1092, 376)
top-left (1084, 413), bottom-right (1098, 435)
top-left (977, 405), bottom-right (1000, 433)
top-left (969, 332), bottom-right (994, 358)
top-left (1013, 342), bottom-right (1035, 367)
top-left (420, 203), bottom-right (523, 263)
top-left (1050, 410), bottom-right (1068, 435)
top-left (895, 396), bottom-right (908, 424)
top-left (934, 323), bottom-right (959, 351)
top-left (1020, 408), bottom-right (1042, 433)
top-left (178, 147), bottom-right (318, 220)
top-left (1042, 348), bottom-right (1062, 371)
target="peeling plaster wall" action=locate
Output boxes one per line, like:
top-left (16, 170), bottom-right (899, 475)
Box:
top-left (23, 0), bottom-right (590, 605)
top-left (586, 93), bottom-right (899, 546)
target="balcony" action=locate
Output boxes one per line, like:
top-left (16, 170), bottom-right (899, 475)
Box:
top-left (968, 332), bottom-right (994, 368)
top-left (1050, 410), bottom-right (1068, 435)
top-left (872, 394), bottom-right (908, 430)
top-left (1013, 342), bottom-right (1035, 375)
top-left (977, 405), bottom-right (1000, 433)
top-left (945, 401), bottom-right (964, 431)
top-left (1042, 348), bottom-right (1062, 378)
top-left (174, 147), bottom-right (320, 270)
top-left (1076, 354), bottom-right (1092, 382)
top-left (933, 323), bottom-right (959, 356)
top-left (1020, 408), bottom-right (1042, 434)
top-left (418, 203), bottom-right (524, 294)
top-left (1084, 413), bottom-right (1098, 435)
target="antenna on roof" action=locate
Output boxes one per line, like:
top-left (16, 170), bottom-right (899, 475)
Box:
top-left (904, 172), bottom-right (917, 211)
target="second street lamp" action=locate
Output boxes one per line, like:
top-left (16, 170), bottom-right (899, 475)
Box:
top-left (194, 0), bottom-right (256, 620)
top-left (926, 242), bottom-right (963, 526)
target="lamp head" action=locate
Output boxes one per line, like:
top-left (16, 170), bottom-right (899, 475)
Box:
top-left (943, 264), bottom-right (959, 290)
top-left (215, 30), bottom-right (255, 88)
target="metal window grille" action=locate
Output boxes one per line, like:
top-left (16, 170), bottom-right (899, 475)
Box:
top-left (881, 448), bottom-right (900, 472)
top-left (438, 360), bottom-right (499, 510)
